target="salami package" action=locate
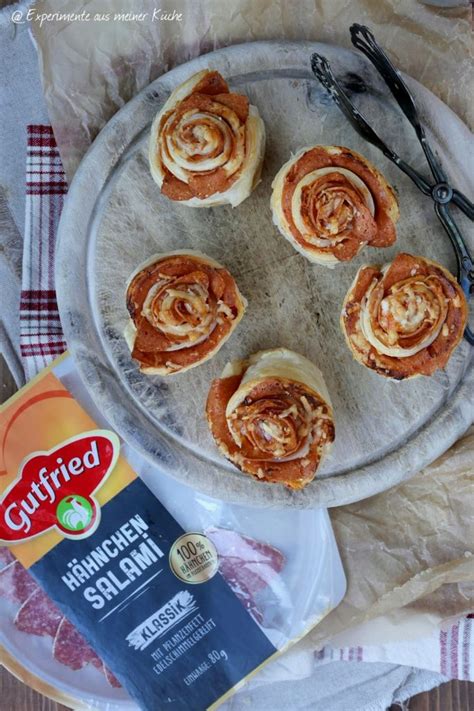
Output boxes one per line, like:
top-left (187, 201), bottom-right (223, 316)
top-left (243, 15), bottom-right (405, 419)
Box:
top-left (0, 354), bottom-right (346, 710)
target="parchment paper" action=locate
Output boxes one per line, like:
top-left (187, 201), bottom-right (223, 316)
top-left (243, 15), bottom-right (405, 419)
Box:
top-left (30, 0), bottom-right (473, 180)
top-left (302, 426), bottom-right (474, 652)
top-left (30, 0), bottom-right (473, 644)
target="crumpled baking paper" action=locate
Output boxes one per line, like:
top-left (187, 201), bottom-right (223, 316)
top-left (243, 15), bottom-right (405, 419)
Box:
top-left (30, 0), bottom-right (473, 647)
top-left (304, 426), bottom-right (474, 652)
top-left (30, 0), bottom-right (473, 180)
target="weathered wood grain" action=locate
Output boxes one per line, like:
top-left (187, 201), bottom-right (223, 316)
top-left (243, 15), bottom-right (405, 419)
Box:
top-left (1, 663), bottom-right (473, 710)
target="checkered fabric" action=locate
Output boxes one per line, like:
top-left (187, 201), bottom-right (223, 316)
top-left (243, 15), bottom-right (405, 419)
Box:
top-left (314, 616), bottom-right (473, 681)
top-left (20, 125), bottom-right (67, 379)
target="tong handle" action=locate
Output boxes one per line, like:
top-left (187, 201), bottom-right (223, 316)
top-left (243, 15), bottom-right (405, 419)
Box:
top-left (350, 22), bottom-right (474, 221)
top-left (350, 25), bottom-right (422, 130)
top-left (310, 54), bottom-right (432, 195)
top-left (452, 189), bottom-right (474, 221)
top-left (311, 49), bottom-right (474, 346)
top-left (349, 23), bottom-right (474, 343)
top-left (350, 23), bottom-right (446, 184)
top-left (435, 203), bottom-right (474, 344)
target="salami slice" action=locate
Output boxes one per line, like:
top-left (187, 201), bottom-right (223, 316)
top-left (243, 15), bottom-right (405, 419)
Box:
top-left (53, 617), bottom-right (103, 671)
top-left (205, 527), bottom-right (285, 622)
top-left (0, 560), bottom-right (39, 604)
top-left (14, 587), bottom-right (63, 638)
top-left (206, 527), bottom-right (285, 588)
top-left (103, 663), bottom-right (122, 688)
top-left (0, 556), bottom-right (109, 678)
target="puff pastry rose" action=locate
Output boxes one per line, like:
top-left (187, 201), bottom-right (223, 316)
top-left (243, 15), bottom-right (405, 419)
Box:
top-left (206, 348), bottom-right (335, 489)
top-left (271, 145), bottom-right (399, 266)
top-left (341, 253), bottom-right (468, 379)
top-left (149, 69), bottom-right (265, 207)
top-left (125, 251), bottom-right (246, 375)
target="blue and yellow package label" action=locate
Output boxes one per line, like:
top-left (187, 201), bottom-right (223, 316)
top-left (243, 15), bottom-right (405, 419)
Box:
top-left (0, 363), bottom-right (276, 710)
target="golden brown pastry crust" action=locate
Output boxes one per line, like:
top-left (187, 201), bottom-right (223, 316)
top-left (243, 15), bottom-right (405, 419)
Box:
top-left (149, 69), bottom-right (265, 207)
top-left (271, 145), bottom-right (399, 266)
top-left (206, 348), bottom-right (335, 489)
top-left (125, 251), bottom-right (246, 375)
top-left (340, 253), bottom-right (468, 379)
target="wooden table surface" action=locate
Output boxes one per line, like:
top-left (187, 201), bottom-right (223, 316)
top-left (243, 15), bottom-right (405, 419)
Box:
top-left (0, 664), bottom-right (472, 710)
top-left (0, 359), bottom-right (473, 711)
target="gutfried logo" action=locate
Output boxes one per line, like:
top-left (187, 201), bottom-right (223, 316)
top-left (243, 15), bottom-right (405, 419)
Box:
top-left (57, 495), bottom-right (94, 532)
top-left (0, 430), bottom-right (120, 543)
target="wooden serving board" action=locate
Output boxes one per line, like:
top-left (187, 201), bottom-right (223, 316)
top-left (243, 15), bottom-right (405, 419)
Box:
top-left (55, 41), bottom-right (474, 508)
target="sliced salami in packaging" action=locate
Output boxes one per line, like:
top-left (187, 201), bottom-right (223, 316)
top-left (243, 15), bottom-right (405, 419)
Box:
top-left (0, 354), bottom-right (346, 710)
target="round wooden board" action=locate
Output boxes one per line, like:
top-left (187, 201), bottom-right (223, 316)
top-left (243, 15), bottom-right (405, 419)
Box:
top-left (56, 41), bottom-right (474, 508)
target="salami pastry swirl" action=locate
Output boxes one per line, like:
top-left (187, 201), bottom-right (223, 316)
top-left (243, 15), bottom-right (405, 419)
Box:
top-left (125, 251), bottom-right (246, 375)
top-left (149, 69), bottom-right (265, 207)
top-left (271, 145), bottom-right (399, 266)
top-left (341, 253), bottom-right (468, 379)
top-left (206, 349), bottom-right (335, 489)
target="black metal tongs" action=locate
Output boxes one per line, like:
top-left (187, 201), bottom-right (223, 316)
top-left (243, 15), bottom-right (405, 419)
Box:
top-left (311, 23), bottom-right (474, 344)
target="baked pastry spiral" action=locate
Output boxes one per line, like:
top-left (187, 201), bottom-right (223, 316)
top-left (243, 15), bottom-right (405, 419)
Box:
top-left (206, 348), bottom-right (335, 489)
top-left (271, 145), bottom-right (399, 266)
top-left (125, 251), bottom-right (246, 375)
top-left (341, 253), bottom-right (468, 379)
top-left (149, 69), bottom-right (265, 207)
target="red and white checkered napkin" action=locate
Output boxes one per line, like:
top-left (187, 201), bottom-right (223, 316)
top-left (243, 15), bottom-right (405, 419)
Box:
top-left (19, 124), bottom-right (473, 683)
top-left (313, 615), bottom-right (473, 681)
top-left (20, 125), bottom-right (67, 380)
